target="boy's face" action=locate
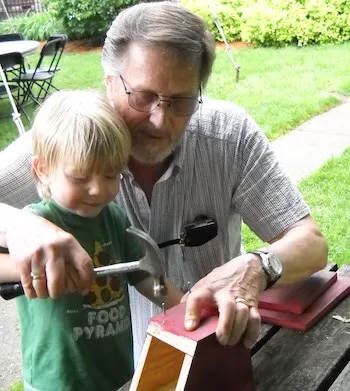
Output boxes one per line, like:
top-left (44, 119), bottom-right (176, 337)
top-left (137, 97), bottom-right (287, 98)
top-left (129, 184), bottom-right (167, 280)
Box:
top-left (38, 162), bottom-right (120, 218)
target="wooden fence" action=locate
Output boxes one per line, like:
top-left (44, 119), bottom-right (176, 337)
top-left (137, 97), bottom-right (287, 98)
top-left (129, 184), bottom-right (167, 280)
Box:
top-left (0, 0), bottom-right (43, 21)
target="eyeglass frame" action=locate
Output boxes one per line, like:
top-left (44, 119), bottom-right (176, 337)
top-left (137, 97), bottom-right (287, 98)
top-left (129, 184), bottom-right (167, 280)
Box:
top-left (119, 74), bottom-right (203, 117)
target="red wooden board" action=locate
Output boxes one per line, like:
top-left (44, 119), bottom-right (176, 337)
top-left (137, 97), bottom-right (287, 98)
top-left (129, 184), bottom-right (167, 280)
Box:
top-left (150, 302), bottom-right (219, 342)
top-left (258, 270), bottom-right (338, 314)
top-left (149, 303), bottom-right (255, 391)
top-left (259, 276), bottom-right (350, 331)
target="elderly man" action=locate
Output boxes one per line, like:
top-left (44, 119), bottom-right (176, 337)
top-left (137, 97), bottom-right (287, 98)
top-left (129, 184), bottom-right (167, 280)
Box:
top-left (0, 1), bottom-right (327, 362)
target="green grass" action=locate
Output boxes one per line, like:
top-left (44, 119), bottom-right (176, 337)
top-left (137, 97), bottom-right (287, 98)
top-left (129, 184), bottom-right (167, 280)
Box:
top-left (207, 42), bottom-right (350, 139)
top-left (2, 42), bottom-right (350, 148)
top-left (0, 51), bottom-right (104, 149)
top-left (1, 381), bottom-right (23, 391)
top-left (2, 42), bottom-right (350, 391)
top-left (299, 149), bottom-right (350, 266)
top-left (242, 148), bottom-right (350, 267)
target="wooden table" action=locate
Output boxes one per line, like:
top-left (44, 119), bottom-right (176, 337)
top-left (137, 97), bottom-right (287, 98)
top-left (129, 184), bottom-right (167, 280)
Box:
top-left (0, 40), bottom-right (39, 56)
top-left (119, 264), bottom-right (350, 391)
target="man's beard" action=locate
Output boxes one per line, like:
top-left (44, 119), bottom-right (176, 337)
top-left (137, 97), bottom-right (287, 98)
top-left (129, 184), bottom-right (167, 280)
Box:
top-left (130, 133), bottom-right (184, 165)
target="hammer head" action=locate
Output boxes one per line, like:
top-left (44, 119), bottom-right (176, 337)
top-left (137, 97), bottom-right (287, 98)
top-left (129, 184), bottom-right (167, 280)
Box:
top-left (126, 227), bottom-right (167, 297)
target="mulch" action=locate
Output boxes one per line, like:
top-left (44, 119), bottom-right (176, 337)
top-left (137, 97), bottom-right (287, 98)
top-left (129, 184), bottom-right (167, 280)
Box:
top-left (52, 40), bottom-right (252, 54)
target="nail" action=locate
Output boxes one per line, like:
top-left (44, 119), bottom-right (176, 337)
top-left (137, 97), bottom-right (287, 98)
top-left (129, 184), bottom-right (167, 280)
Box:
top-left (219, 334), bottom-right (229, 345)
top-left (185, 319), bottom-right (196, 330)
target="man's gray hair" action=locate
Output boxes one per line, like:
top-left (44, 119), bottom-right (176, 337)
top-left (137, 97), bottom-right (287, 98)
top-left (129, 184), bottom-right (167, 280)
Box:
top-left (102, 1), bottom-right (216, 87)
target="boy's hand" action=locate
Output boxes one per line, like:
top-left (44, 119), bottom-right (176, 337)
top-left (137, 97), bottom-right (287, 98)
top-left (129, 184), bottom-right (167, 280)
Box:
top-left (5, 208), bottom-right (94, 299)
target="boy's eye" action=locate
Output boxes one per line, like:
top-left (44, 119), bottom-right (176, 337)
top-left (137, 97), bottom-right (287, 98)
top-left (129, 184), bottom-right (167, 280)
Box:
top-left (69, 176), bottom-right (89, 183)
top-left (106, 174), bottom-right (119, 180)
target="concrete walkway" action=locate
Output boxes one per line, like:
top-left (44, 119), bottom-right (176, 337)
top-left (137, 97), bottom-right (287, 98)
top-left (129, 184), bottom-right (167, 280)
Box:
top-left (0, 101), bottom-right (349, 390)
top-left (272, 100), bottom-right (350, 182)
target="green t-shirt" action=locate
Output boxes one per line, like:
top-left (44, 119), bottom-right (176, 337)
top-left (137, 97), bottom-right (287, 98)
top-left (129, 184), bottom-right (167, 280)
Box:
top-left (17, 200), bottom-right (145, 391)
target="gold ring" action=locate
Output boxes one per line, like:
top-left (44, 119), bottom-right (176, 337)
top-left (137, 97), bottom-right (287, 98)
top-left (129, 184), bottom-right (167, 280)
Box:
top-left (30, 271), bottom-right (45, 281)
top-left (235, 296), bottom-right (251, 307)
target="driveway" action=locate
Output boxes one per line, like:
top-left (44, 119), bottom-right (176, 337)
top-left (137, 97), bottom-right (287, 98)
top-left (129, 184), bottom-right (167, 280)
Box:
top-left (0, 300), bottom-right (21, 389)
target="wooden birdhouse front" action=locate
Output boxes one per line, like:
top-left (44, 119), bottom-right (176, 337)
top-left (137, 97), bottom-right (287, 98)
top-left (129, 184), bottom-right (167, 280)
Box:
top-left (129, 302), bottom-right (255, 391)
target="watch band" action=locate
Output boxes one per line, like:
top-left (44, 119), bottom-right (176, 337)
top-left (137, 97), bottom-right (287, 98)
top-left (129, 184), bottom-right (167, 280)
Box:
top-left (248, 250), bottom-right (280, 289)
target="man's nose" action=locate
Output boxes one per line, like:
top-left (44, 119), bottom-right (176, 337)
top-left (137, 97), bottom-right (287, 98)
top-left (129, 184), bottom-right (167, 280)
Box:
top-left (149, 100), bottom-right (171, 129)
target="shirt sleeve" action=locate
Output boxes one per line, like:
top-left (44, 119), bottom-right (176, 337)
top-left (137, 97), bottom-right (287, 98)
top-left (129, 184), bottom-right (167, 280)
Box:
top-left (230, 112), bottom-right (310, 242)
top-left (0, 131), bottom-right (40, 208)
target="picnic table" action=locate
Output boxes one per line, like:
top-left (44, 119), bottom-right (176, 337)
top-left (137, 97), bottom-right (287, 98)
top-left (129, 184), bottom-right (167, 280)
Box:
top-left (120, 264), bottom-right (350, 390)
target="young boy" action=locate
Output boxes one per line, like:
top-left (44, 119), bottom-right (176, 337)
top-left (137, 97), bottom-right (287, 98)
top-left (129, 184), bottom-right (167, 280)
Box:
top-left (0, 90), bottom-right (182, 391)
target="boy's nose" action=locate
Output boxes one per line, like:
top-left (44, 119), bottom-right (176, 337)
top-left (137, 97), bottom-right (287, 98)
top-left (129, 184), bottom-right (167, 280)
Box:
top-left (88, 179), bottom-right (105, 196)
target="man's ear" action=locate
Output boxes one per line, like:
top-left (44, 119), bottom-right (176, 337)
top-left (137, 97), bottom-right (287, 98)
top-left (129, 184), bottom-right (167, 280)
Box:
top-left (105, 75), bottom-right (113, 99)
top-left (32, 156), bottom-right (49, 183)
top-left (105, 74), bottom-right (112, 86)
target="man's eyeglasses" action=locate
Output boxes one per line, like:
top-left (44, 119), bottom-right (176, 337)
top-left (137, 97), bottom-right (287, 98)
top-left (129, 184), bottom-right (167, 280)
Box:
top-left (119, 74), bottom-right (202, 117)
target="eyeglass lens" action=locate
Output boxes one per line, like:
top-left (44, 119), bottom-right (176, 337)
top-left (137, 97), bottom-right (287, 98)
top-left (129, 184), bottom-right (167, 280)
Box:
top-left (128, 92), bottom-right (200, 116)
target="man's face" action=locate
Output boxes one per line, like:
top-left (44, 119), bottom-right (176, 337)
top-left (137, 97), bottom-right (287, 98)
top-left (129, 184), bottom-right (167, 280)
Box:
top-left (106, 43), bottom-right (201, 165)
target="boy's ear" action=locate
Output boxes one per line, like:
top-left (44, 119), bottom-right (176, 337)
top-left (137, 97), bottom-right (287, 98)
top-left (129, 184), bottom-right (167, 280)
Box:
top-left (32, 156), bottom-right (49, 182)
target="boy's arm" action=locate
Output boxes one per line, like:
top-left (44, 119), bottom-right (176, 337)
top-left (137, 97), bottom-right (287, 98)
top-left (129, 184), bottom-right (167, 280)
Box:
top-left (134, 276), bottom-right (183, 309)
top-left (0, 254), bottom-right (20, 283)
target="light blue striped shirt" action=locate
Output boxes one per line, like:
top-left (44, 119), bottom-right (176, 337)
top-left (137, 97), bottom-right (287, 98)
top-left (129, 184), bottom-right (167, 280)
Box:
top-left (0, 98), bottom-right (310, 363)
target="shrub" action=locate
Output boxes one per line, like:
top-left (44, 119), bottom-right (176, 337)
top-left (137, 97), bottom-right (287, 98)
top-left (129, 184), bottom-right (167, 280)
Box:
top-left (240, 0), bottom-right (301, 46)
top-left (182, 0), bottom-right (350, 47)
top-left (46, 0), bottom-right (138, 41)
top-left (180, 0), bottom-right (243, 42)
top-left (240, 0), bottom-right (350, 46)
top-left (0, 11), bottom-right (64, 41)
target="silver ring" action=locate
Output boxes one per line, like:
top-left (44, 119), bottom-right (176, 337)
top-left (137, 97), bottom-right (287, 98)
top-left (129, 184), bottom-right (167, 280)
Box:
top-left (30, 271), bottom-right (45, 281)
top-left (235, 296), bottom-right (252, 307)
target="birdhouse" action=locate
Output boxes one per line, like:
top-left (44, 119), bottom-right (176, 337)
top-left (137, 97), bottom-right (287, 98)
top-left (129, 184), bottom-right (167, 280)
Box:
top-left (129, 302), bottom-right (255, 391)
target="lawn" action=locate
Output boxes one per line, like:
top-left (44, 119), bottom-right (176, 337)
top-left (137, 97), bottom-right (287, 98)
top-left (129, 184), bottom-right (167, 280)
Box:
top-left (242, 147), bottom-right (350, 267)
top-left (2, 41), bottom-right (350, 147)
top-left (207, 42), bottom-right (350, 139)
top-left (1, 42), bottom-right (350, 391)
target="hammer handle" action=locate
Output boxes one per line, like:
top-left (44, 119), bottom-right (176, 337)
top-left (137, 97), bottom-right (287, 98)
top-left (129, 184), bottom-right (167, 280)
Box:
top-left (0, 261), bottom-right (143, 300)
top-left (0, 282), bottom-right (24, 300)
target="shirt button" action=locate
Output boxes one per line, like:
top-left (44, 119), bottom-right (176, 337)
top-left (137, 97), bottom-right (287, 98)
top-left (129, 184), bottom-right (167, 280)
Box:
top-left (137, 192), bottom-right (143, 201)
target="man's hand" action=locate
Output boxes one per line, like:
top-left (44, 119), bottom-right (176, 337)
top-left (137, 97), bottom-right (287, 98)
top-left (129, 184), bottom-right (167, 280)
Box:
top-left (4, 209), bottom-right (94, 299)
top-left (181, 254), bottom-right (265, 349)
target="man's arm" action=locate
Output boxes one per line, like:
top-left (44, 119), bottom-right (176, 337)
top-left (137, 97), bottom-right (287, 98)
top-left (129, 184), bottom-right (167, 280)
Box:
top-left (262, 215), bottom-right (328, 284)
top-left (183, 215), bottom-right (327, 348)
top-left (0, 203), bottom-right (94, 299)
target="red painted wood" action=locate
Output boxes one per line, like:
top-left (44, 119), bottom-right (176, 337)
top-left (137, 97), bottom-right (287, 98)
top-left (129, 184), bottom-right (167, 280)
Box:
top-left (149, 302), bottom-right (219, 341)
top-left (183, 335), bottom-right (255, 391)
top-left (258, 270), bottom-right (338, 314)
top-left (149, 303), bottom-right (255, 390)
top-left (259, 276), bottom-right (350, 331)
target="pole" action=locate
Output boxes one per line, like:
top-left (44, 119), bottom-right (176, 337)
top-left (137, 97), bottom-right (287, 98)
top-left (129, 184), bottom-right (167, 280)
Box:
top-left (208, 0), bottom-right (241, 82)
top-left (0, 64), bottom-right (26, 135)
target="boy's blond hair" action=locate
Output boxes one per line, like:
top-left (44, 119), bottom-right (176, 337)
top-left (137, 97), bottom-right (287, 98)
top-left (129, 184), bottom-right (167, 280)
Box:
top-left (32, 90), bottom-right (131, 199)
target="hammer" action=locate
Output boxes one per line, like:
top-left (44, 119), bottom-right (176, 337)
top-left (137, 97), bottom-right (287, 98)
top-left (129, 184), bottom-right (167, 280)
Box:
top-left (0, 227), bottom-right (166, 300)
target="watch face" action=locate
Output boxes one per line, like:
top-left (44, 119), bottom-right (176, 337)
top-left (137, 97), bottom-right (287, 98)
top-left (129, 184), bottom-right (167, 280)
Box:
top-left (269, 254), bottom-right (283, 276)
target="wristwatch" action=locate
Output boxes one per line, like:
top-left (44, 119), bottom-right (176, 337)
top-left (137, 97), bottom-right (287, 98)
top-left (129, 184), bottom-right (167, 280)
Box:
top-left (248, 250), bottom-right (283, 289)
